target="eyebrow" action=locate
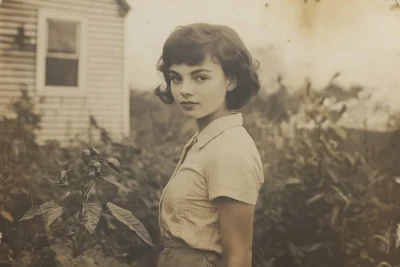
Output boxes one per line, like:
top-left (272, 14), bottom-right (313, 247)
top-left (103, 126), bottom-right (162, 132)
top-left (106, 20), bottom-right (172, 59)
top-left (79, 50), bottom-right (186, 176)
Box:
top-left (169, 68), bottom-right (212, 75)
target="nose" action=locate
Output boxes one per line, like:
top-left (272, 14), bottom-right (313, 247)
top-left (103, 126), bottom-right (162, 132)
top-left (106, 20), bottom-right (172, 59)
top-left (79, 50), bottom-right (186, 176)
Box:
top-left (180, 82), bottom-right (194, 97)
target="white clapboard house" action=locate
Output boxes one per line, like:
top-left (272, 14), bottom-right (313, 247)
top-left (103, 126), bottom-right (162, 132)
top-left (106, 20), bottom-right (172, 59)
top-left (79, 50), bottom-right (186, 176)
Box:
top-left (0, 0), bottom-right (132, 146)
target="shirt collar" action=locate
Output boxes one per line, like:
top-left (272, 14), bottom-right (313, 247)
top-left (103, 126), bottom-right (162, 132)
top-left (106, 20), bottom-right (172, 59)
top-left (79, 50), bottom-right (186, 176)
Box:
top-left (193, 112), bottom-right (243, 149)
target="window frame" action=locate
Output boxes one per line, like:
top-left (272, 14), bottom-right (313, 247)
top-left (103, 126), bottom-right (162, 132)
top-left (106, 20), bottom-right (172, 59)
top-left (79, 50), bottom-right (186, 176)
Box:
top-left (36, 8), bottom-right (88, 97)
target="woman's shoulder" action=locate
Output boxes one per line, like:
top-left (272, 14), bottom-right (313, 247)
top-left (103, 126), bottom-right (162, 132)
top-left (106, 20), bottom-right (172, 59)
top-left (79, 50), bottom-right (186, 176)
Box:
top-left (209, 125), bottom-right (261, 157)
top-left (204, 125), bottom-right (264, 184)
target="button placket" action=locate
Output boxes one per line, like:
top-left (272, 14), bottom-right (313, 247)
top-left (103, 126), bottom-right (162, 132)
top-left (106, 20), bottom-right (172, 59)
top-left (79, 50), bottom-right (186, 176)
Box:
top-left (160, 136), bottom-right (197, 200)
top-left (159, 135), bottom-right (198, 236)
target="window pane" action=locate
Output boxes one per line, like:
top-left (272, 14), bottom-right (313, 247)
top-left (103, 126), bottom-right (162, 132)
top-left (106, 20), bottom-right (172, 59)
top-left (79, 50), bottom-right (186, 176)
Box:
top-left (48, 19), bottom-right (78, 54)
top-left (45, 57), bottom-right (79, 86)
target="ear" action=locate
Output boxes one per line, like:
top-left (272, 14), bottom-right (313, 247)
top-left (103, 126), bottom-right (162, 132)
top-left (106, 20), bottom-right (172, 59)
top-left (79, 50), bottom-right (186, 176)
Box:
top-left (227, 76), bottom-right (237, 92)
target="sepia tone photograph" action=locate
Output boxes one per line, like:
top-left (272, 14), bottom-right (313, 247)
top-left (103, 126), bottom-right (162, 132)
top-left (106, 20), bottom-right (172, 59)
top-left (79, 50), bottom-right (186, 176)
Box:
top-left (1, 0), bottom-right (400, 266)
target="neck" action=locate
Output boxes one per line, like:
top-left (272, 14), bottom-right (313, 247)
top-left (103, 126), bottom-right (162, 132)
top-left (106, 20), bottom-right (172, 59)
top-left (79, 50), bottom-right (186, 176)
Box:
top-left (196, 107), bottom-right (233, 133)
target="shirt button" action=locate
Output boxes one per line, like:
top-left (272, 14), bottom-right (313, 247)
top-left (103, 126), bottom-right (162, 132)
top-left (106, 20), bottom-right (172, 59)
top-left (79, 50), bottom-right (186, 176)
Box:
top-left (193, 137), bottom-right (198, 143)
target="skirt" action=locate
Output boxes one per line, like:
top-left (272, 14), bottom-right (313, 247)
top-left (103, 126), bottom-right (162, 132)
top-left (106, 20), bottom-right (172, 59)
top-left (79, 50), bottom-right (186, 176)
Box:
top-left (156, 235), bottom-right (223, 267)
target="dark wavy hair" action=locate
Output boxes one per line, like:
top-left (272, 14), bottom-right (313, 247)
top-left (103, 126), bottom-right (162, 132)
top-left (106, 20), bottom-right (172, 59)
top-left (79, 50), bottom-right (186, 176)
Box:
top-left (154, 23), bottom-right (261, 110)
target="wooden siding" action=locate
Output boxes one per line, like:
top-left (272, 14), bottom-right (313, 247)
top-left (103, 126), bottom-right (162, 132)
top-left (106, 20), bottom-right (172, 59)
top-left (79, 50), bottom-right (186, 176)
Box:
top-left (0, 0), bottom-right (127, 146)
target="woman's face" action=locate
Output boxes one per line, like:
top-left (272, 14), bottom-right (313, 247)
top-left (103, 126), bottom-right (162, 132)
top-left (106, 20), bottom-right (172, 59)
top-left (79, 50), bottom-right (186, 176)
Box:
top-left (169, 53), bottom-right (235, 119)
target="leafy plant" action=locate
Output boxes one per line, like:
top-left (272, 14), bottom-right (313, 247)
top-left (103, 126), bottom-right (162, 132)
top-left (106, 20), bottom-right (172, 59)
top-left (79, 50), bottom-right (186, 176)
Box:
top-left (249, 78), bottom-right (400, 267)
top-left (0, 89), bottom-right (42, 223)
top-left (19, 146), bottom-right (153, 265)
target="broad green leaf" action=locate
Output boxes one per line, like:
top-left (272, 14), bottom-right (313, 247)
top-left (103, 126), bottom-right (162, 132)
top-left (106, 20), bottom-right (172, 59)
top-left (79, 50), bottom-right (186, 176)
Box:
top-left (102, 174), bottom-right (127, 192)
top-left (20, 201), bottom-right (64, 226)
top-left (40, 201), bottom-right (61, 214)
top-left (43, 205), bottom-right (63, 226)
top-left (106, 158), bottom-right (122, 173)
top-left (107, 202), bottom-right (153, 247)
top-left (48, 244), bottom-right (73, 263)
top-left (19, 205), bottom-right (42, 221)
top-left (83, 198), bottom-right (102, 234)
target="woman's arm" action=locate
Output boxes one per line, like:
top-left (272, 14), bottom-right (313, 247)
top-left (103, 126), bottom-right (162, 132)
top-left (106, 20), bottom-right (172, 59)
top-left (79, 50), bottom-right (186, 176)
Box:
top-left (213, 196), bottom-right (255, 267)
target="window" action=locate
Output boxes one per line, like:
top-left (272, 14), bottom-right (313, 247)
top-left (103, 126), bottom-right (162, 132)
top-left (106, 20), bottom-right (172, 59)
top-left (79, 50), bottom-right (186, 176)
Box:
top-left (36, 9), bottom-right (87, 95)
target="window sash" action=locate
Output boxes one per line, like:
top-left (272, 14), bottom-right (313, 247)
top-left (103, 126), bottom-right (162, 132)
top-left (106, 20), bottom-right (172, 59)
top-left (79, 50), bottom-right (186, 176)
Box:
top-left (46, 52), bottom-right (79, 60)
top-left (47, 19), bottom-right (79, 54)
top-left (36, 8), bottom-right (88, 96)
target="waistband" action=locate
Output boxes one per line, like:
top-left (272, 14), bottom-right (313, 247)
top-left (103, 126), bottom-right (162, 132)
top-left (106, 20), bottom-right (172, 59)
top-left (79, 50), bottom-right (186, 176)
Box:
top-left (160, 235), bottom-right (193, 249)
top-left (160, 235), bottom-right (221, 256)
top-left (159, 235), bottom-right (223, 266)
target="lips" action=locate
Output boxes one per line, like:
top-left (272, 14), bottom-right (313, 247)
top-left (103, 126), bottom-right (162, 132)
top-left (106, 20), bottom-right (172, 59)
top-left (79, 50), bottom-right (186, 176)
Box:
top-left (181, 101), bottom-right (198, 105)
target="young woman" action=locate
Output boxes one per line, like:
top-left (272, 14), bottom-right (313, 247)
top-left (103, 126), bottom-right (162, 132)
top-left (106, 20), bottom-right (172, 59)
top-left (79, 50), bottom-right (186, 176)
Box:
top-left (153, 23), bottom-right (264, 267)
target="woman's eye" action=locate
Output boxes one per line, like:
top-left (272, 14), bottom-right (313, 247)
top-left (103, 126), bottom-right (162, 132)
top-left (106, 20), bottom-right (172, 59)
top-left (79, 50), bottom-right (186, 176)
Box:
top-left (195, 76), bottom-right (208, 82)
top-left (170, 76), bottom-right (181, 83)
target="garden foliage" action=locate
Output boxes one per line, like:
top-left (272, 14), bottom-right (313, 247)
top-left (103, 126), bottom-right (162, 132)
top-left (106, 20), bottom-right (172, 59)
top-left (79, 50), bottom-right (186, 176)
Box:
top-left (1, 79), bottom-right (400, 267)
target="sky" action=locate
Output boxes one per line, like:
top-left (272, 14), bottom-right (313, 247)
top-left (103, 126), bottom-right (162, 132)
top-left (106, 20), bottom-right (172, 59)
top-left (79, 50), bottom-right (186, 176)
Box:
top-left (125, 0), bottom-right (400, 114)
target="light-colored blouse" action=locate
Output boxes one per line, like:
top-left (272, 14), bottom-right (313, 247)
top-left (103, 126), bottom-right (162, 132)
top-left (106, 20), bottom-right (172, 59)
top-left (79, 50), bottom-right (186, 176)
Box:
top-left (159, 112), bottom-right (264, 255)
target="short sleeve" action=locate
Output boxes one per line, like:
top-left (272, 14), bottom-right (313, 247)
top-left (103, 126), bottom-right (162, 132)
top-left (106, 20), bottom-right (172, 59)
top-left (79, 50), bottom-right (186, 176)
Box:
top-left (205, 145), bottom-right (264, 205)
